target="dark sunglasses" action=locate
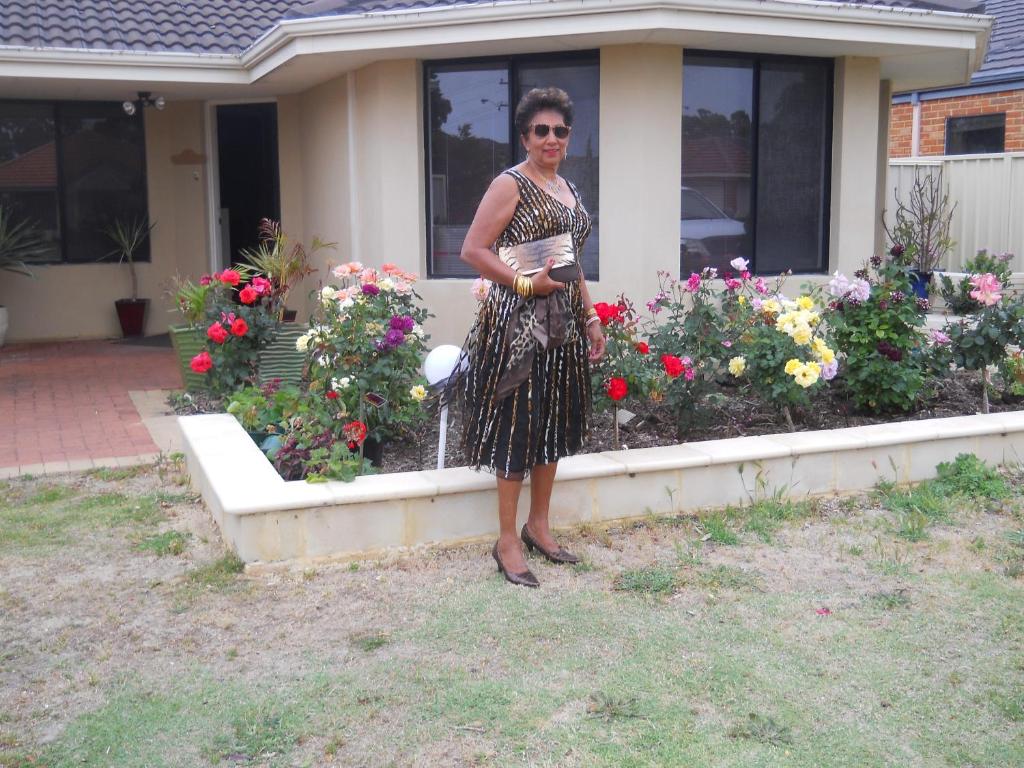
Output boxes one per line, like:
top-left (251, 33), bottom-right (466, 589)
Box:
top-left (527, 123), bottom-right (571, 140)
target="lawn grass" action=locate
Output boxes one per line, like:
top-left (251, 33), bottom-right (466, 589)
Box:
top-left (2, 458), bottom-right (1023, 767)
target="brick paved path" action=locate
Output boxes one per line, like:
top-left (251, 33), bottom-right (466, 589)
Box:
top-left (0, 340), bottom-right (182, 474)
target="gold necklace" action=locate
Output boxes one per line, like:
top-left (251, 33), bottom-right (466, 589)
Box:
top-left (528, 159), bottom-right (561, 195)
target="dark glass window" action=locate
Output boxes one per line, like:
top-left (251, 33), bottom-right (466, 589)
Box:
top-left (0, 100), bottom-right (148, 264)
top-left (425, 54), bottom-right (599, 278)
top-left (681, 53), bottom-right (832, 276)
top-left (946, 113), bottom-right (1005, 155)
top-left (0, 102), bottom-right (60, 263)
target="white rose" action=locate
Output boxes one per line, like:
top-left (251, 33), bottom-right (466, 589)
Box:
top-left (295, 334), bottom-right (311, 351)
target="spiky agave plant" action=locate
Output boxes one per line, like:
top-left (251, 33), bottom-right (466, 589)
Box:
top-left (0, 204), bottom-right (47, 278)
top-left (104, 216), bottom-right (155, 301)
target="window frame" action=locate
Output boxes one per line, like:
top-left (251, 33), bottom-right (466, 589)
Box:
top-left (422, 50), bottom-right (600, 279)
top-left (681, 49), bottom-right (834, 276)
top-left (0, 98), bottom-right (151, 265)
top-left (944, 112), bottom-right (1006, 156)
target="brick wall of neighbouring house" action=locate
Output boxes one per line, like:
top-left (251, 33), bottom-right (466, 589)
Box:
top-left (888, 89), bottom-right (1024, 157)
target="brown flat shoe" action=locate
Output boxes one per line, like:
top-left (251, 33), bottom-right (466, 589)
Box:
top-left (492, 543), bottom-right (540, 588)
top-left (521, 524), bottom-right (581, 565)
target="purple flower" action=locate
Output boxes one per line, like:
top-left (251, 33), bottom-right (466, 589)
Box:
top-left (870, 254), bottom-right (882, 268)
top-left (390, 315), bottom-right (415, 332)
top-left (877, 340), bottom-right (903, 362)
top-left (374, 339), bottom-right (388, 351)
top-left (916, 297), bottom-right (930, 311)
top-left (385, 328), bottom-right (406, 347)
top-left (854, 268), bottom-right (869, 280)
top-left (890, 244), bottom-right (906, 258)
top-left (362, 283), bottom-right (380, 296)
top-left (891, 291), bottom-right (905, 304)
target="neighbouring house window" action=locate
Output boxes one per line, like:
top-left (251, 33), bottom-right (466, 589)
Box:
top-left (424, 53), bottom-right (600, 278)
top-left (946, 113), bottom-right (1005, 155)
top-left (681, 53), bottom-right (833, 276)
top-left (0, 100), bottom-right (148, 264)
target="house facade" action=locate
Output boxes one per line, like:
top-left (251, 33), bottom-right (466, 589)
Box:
top-left (0, 0), bottom-right (992, 345)
top-left (890, 0), bottom-right (1022, 158)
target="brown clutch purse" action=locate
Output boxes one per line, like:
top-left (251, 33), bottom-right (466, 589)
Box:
top-left (498, 232), bottom-right (579, 282)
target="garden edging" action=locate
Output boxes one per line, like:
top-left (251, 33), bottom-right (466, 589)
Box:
top-left (180, 411), bottom-right (1024, 565)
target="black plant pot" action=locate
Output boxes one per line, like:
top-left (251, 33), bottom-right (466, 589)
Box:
top-left (115, 298), bottom-right (149, 337)
top-left (361, 437), bottom-right (385, 468)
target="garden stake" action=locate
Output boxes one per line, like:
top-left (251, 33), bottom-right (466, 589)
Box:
top-left (982, 369), bottom-right (991, 414)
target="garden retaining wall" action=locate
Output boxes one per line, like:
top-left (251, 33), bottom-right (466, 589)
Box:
top-left (180, 411), bottom-right (1024, 565)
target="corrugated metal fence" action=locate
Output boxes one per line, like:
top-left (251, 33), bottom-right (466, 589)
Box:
top-left (887, 152), bottom-right (1024, 271)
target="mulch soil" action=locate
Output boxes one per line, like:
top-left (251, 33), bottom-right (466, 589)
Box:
top-left (171, 369), bottom-right (1024, 477)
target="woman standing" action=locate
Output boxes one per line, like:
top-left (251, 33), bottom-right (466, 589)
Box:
top-left (458, 87), bottom-right (605, 588)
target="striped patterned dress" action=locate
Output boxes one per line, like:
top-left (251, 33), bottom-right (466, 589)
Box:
top-left (460, 168), bottom-right (593, 480)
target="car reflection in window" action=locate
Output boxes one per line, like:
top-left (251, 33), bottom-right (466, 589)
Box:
top-left (680, 187), bottom-right (747, 275)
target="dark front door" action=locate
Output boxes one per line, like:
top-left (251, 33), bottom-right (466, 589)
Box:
top-left (216, 103), bottom-right (280, 267)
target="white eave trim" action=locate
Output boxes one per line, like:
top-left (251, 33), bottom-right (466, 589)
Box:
top-left (0, 0), bottom-right (992, 87)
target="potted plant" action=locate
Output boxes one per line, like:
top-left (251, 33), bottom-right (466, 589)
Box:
top-left (166, 273), bottom-right (213, 390)
top-left (105, 217), bottom-right (156, 337)
top-left (0, 204), bottom-right (46, 347)
top-left (238, 219), bottom-right (332, 383)
top-left (238, 218), bottom-right (330, 322)
top-left (883, 170), bottom-right (957, 300)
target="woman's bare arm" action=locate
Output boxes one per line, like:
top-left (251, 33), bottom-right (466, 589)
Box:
top-left (460, 173), bottom-right (564, 296)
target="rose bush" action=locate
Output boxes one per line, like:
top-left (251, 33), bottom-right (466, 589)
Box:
top-left (824, 258), bottom-right (932, 413)
top-left (298, 261), bottom-right (432, 448)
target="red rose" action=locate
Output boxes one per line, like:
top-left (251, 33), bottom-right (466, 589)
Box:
top-left (606, 376), bottom-right (628, 402)
top-left (661, 354), bottom-right (684, 379)
top-left (326, 390), bottom-right (339, 400)
top-left (635, 341), bottom-right (649, 355)
top-left (593, 301), bottom-right (622, 326)
top-left (343, 420), bottom-right (368, 446)
top-left (239, 285), bottom-right (258, 304)
top-left (206, 322), bottom-right (228, 344)
top-left (230, 317), bottom-right (249, 337)
top-left (219, 269), bottom-right (241, 286)
top-left (190, 351), bottom-right (213, 373)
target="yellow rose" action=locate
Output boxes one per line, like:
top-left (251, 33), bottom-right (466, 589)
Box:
top-left (728, 356), bottom-right (746, 377)
top-left (738, 295), bottom-right (747, 306)
top-left (804, 360), bottom-right (822, 376)
top-left (820, 347), bottom-right (835, 364)
top-left (409, 384), bottom-right (427, 402)
top-left (794, 365), bottom-right (819, 388)
top-left (792, 325), bottom-right (813, 346)
top-left (797, 296), bottom-right (815, 311)
top-left (784, 358), bottom-right (802, 375)
top-left (762, 299), bottom-right (781, 315)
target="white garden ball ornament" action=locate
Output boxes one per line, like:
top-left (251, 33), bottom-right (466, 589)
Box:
top-left (424, 344), bottom-right (464, 386)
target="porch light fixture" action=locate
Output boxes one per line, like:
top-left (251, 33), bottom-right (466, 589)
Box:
top-left (122, 91), bottom-right (166, 116)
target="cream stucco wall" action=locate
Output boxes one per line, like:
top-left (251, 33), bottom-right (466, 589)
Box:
top-left (277, 76), bottom-right (354, 322)
top-left (830, 56), bottom-right (884, 276)
top-left (597, 45), bottom-right (683, 306)
top-left (0, 101), bottom-right (210, 343)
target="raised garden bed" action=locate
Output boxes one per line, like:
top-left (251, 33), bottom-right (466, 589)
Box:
top-left (180, 403), bottom-right (1024, 565)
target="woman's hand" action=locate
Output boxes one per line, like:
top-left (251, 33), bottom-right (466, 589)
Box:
top-left (587, 320), bottom-right (606, 362)
top-left (530, 259), bottom-right (566, 297)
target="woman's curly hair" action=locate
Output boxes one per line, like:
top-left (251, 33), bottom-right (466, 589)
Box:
top-left (514, 87), bottom-right (574, 136)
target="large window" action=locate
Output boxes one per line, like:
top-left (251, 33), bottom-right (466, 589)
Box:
top-left (681, 53), bottom-right (832, 276)
top-left (946, 113), bottom-right (1005, 155)
top-left (0, 100), bottom-right (148, 264)
top-left (424, 53), bottom-right (600, 278)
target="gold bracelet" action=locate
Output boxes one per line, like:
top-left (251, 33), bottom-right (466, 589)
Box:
top-left (585, 307), bottom-right (598, 319)
top-left (514, 273), bottom-right (534, 299)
